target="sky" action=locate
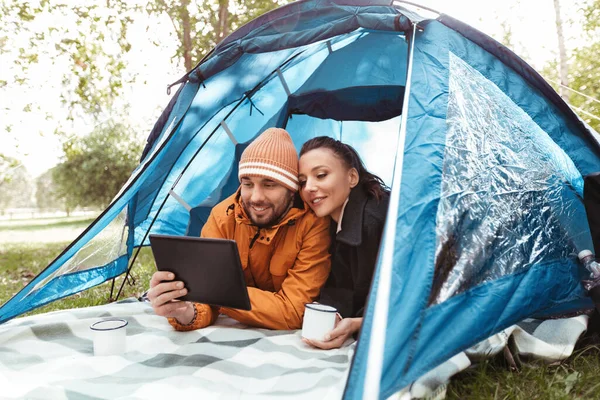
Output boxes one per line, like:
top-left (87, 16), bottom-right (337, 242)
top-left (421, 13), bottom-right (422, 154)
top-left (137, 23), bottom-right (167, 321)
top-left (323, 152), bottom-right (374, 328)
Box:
top-left (0, 0), bottom-right (587, 178)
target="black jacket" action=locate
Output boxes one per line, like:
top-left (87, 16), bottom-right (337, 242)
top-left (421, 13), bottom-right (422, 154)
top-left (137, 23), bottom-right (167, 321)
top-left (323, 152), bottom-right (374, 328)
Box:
top-left (319, 186), bottom-right (390, 318)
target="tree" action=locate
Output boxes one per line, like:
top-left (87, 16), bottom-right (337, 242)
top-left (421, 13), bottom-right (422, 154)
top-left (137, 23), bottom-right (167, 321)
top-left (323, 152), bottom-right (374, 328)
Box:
top-left (544, 0), bottom-right (600, 132)
top-left (1, 0), bottom-right (140, 122)
top-left (562, 42), bottom-right (600, 132)
top-left (35, 167), bottom-right (66, 211)
top-left (147, 0), bottom-right (291, 72)
top-left (553, 0), bottom-right (570, 102)
top-left (53, 123), bottom-right (143, 209)
top-left (0, 163), bottom-right (35, 210)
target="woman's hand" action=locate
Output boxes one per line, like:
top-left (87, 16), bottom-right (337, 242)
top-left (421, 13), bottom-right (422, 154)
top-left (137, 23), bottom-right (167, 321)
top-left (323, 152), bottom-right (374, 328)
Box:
top-left (303, 317), bottom-right (363, 349)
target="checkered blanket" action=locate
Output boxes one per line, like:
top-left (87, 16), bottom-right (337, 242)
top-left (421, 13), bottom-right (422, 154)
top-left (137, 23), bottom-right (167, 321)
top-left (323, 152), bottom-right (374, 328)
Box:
top-left (0, 299), bottom-right (353, 399)
top-left (0, 299), bottom-right (590, 400)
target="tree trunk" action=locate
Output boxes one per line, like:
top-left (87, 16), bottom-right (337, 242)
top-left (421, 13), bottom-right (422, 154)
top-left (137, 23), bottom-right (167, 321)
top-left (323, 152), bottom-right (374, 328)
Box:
top-left (216, 0), bottom-right (230, 42)
top-left (180, 0), bottom-right (193, 71)
top-left (553, 0), bottom-right (570, 102)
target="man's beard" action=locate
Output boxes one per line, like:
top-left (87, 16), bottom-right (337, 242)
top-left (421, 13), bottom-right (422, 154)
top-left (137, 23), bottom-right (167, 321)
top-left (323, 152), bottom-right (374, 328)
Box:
top-left (242, 196), bottom-right (293, 228)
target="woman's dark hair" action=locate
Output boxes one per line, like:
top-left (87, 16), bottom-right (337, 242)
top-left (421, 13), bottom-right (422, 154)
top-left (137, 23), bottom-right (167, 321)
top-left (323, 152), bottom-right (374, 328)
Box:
top-left (299, 136), bottom-right (389, 200)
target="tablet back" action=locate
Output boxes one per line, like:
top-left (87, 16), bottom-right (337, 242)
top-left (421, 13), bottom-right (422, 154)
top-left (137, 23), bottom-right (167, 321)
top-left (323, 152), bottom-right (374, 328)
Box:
top-left (149, 234), bottom-right (251, 311)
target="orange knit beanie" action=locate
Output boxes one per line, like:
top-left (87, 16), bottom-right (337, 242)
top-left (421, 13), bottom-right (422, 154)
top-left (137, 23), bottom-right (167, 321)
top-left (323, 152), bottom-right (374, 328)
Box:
top-left (238, 128), bottom-right (299, 192)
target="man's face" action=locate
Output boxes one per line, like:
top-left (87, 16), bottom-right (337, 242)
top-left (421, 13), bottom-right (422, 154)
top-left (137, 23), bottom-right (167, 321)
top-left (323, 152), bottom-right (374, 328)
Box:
top-left (240, 176), bottom-right (295, 228)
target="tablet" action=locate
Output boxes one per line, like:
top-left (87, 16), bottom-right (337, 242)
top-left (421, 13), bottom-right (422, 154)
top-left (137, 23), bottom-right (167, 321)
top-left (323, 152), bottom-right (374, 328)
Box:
top-left (149, 234), bottom-right (251, 311)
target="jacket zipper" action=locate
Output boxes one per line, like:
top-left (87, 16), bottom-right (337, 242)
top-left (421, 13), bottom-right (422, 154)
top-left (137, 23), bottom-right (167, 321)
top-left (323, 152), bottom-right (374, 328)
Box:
top-left (249, 229), bottom-right (261, 249)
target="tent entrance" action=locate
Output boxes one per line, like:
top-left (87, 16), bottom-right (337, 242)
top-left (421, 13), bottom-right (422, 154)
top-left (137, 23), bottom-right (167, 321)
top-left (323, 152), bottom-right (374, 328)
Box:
top-left (284, 114), bottom-right (402, 187)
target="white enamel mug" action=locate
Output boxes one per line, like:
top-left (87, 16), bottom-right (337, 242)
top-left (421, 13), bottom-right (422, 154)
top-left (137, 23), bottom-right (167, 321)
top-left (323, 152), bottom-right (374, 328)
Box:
top-left (301, 303), bottom-right (337, 341)
top-left (90, 318), bottom-right (128, 356)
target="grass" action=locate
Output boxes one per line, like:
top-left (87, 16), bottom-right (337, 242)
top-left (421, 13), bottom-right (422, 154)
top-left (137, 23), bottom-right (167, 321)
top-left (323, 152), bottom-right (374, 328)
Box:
top-left (446, 345), bottom-right (600, 399)
top-left (0, 219), bottom-right (155, 318)
top-left (2, 218), bottom-right (600, 398)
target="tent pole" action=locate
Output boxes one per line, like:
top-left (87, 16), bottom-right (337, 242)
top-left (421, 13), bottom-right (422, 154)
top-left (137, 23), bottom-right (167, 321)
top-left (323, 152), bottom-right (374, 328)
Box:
top-left (112, 243), bottom-right (146, 301)
top-left (361, 23), bottom-right (417, 399)
top-left (109, 277), bottom-right (116, 301)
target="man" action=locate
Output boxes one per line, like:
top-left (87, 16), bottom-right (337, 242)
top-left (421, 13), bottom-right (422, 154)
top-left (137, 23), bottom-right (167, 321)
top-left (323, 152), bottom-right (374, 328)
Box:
top-left (148, 128), bottom-right (331, 331)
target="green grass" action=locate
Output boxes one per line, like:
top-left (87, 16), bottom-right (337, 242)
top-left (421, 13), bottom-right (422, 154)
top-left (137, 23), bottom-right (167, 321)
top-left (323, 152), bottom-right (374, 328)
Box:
top-left (2, 218), bottom-right (600, 398)
top-left (0, 236), bottom-right (154, 318)
top-left (447, 345), bottom-right (600, 399)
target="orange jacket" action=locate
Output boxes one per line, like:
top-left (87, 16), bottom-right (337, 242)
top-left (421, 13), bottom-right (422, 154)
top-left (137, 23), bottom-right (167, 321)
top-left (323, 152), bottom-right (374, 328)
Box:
top-left (169, 189), bottom-right (331, 330)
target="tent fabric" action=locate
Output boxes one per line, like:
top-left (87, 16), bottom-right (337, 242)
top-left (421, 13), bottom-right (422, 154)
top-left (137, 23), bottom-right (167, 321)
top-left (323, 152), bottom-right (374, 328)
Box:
top-left (437, 14), bottom-right (600, 156)
top-left (287, 31), bottom-right (408, 121)
top-left (186, 142), bottom-right (249, 236)
top-left (3, 1), bottom-right (600, 399)
top-left (191, 3), bottom-right (409, 86)
top-left (345, 19), bottom-right (599, 399)
top-left (216, 0), bottom-right (401, 50)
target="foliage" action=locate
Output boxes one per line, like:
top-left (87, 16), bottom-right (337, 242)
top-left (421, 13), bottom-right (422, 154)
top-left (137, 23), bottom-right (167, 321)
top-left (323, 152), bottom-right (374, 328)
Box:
top-left (564, 42), bottom-right (600, 132)
top-left (0, 154), bottom-right (20, 188)
top-left (543, 0), bottom-right (600, 132)
top-left (573, 0), bottom-right (600, 132)
top-left (583, 0), bottom-right (600, 35)
top-left (52, 123), bottom-right (143, 209)
top-left (2, 0), bottom-right (290, 141)
top-left (147, 0), bottom-right (291, 71)
top-left (1, 0), bottom-right (140, 122)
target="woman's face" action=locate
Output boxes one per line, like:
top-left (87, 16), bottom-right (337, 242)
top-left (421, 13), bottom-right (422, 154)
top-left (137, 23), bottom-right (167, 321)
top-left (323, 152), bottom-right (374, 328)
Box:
top-left (298, 147), bottom-right (358, 222)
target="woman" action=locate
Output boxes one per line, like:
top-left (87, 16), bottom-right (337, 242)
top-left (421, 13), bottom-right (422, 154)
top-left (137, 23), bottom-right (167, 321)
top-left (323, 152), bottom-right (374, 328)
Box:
top-left (298, 136), bottom-right (389, 349)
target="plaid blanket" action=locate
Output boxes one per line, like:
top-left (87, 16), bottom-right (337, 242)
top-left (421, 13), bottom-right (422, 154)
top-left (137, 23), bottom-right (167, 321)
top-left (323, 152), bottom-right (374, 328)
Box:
top-left (0, 300), bottom-right (353, 399)
top-left (0, 299), bottom-right (589, 400)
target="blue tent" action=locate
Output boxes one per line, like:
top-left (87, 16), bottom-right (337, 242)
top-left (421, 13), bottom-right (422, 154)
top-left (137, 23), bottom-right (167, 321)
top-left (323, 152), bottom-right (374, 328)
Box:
top-left (2, 1), bottom-right (600, 398)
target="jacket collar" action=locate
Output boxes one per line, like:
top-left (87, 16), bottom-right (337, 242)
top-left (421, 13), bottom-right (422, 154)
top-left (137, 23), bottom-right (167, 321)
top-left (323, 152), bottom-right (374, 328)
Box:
top-left (335, 186), bottom-right (369, 247)
top-left (231, 188), bottom-right (307, 229)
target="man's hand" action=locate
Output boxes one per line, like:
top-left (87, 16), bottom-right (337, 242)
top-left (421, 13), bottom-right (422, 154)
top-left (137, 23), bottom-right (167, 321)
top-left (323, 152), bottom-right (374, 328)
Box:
top-left (147, 271), bottom-right (194, 324)
top-left (302, 317), bottom-right (362, 350)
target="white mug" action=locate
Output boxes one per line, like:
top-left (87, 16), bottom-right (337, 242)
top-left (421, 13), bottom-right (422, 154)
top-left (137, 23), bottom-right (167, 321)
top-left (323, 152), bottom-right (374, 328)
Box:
top-left (302, 303), bottom-right (337, 341)
top-left (90, 318), bottom-right (128, 356)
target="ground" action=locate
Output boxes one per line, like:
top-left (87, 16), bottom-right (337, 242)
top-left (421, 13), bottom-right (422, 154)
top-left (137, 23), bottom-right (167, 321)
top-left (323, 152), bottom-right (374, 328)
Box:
top-left (0, 216), bottom-right (599, 398)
